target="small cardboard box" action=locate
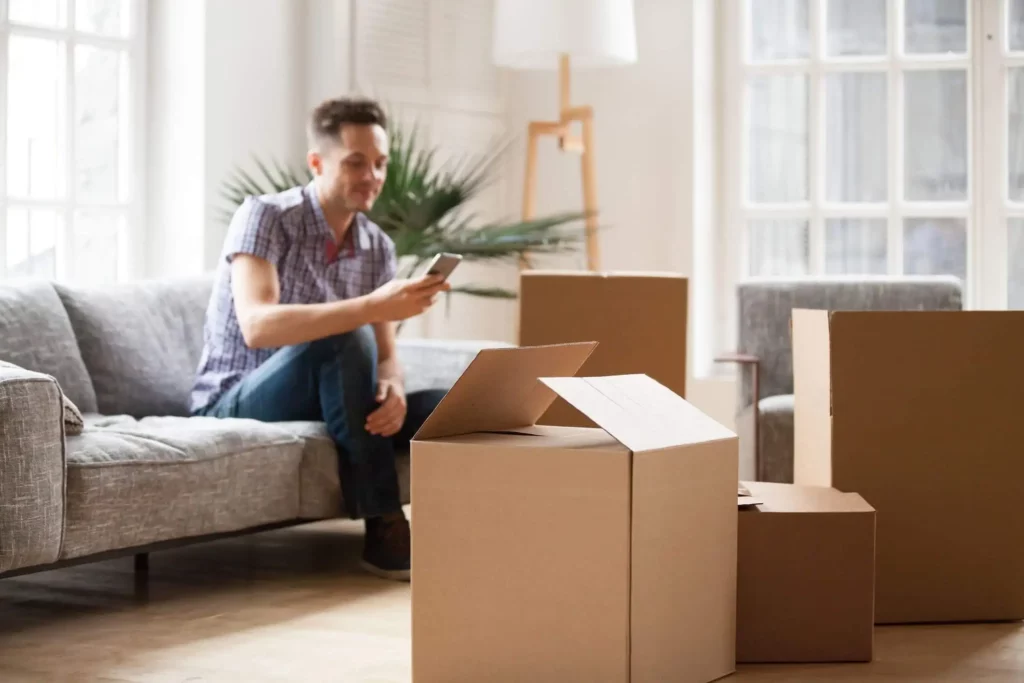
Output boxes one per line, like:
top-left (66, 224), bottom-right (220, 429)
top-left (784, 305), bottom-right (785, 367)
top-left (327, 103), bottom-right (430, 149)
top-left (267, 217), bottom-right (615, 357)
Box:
top-left (737, 481), bottom-right (876, 663)
top-left (519, 270), bottom-right (688, 427)
top-left (411, 342), bottom-right (738, 683)
top-left (792, 309), bottom-right (1024, 624)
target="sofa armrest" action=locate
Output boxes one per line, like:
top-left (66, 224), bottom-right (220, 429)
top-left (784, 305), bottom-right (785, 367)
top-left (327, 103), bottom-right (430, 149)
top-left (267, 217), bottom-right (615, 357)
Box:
top-left (397, 338), bottom-right (513, 395)
top-left (714, 352), bottom-right (763, 481)
top-left (0, 362), bottom-right (66, 573)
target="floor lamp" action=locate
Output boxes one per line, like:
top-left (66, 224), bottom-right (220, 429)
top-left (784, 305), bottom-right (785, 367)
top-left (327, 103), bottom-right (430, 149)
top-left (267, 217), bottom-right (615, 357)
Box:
top-left (492, 0), bottom-right (637, 271)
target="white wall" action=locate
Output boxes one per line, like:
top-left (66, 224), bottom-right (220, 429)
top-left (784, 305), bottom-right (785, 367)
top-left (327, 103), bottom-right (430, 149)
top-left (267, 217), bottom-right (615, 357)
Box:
top-left (146, 0), bottom-right (206, 277)
top-left (146, 0), bottom-right (307, 276)
top-left (203, 0), bottom-right (307, 270)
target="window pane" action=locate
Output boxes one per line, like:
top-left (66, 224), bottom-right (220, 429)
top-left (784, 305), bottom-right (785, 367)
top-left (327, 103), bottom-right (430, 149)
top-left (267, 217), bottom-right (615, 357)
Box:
top-left (748, 220), bottom-right (809, 276)
top-left (1009, 69), bottom-right (1024, 201)
top-left (826, 219), bottom-right (888, 274)
top-left (72, 211), bottom-right (121, 284)
top-left (748, 75), bottom-right (808, 202)
top-left (825, 73), bottom-right (887, 202)
top-left (76, 0), bottom-right (131, 37)
top-left (905, 70), bottom-right (968, 201)
top-left (9, 0), bottom-right (66, 28)
top-left (1012, 0), bottom-right (1024, 52)
top-left (826, 0), bottom-right (886, 56)
top-left (1010, 220), bottom-right (1024, 308)
top-left (6, 208), bottom-right (60, 280)
top-left (7, 37), bottom-right (67, 199)
top-left (76, 46), bottom-right (126, 203)
top-left (749, 0), bottom-right (808, 61)
top-left (903, 218), bottom-right (966, 281)
top-left (905, 0), bottom-right (967, 54)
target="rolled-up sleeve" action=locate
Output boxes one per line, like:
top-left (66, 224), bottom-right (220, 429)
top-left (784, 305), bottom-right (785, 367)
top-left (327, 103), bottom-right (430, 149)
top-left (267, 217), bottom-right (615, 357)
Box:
top-left (222, 196), bottom-right (285, 265)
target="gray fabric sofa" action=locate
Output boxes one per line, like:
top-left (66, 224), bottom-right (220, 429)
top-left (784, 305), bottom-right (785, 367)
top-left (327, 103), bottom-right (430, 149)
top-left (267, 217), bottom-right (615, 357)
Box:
top-left (0, 275), bottom-right (504, 577)
top-left (718, 276), bottom-right (964, 484)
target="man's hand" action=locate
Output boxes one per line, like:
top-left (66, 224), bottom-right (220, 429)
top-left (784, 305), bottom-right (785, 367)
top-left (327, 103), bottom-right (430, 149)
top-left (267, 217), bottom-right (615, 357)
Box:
top-left (366, 377), bottom-right (407, 437)
top-left (366, 274), bottom-right (450, 323)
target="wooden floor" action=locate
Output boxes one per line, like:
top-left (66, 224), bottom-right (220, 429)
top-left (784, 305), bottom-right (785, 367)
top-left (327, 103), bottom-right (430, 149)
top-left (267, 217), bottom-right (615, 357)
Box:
top-left (1, 516), bottom-right (1021, 682)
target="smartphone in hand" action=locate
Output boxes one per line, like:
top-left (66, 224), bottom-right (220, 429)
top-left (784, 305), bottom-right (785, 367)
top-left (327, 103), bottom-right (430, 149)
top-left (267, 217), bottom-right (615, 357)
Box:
top-left (425, 252), bottom-right (463, 280)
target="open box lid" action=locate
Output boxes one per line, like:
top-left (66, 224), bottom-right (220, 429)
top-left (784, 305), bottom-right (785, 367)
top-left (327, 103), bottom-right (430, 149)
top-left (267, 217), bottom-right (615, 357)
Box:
top-left (540, 375), bottom-right (735, 452)
top-left (413, 340), bottom-right (734, 453)
top-left (413, 342), bottom-right (597, 441)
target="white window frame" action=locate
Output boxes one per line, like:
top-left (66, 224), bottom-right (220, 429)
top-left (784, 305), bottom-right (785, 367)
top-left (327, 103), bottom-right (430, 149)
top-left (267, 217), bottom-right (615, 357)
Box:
top-left (0, 0), bottom-right (147, 283)
top-left (714, 0), bottom-right (1009, 364)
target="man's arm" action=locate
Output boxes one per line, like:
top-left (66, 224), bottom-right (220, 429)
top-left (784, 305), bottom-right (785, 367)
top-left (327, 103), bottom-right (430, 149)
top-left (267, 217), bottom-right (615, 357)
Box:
top-left (232, 256), bottom-right (448, 349)
top-left (232, 254), bottom-right (375, 348)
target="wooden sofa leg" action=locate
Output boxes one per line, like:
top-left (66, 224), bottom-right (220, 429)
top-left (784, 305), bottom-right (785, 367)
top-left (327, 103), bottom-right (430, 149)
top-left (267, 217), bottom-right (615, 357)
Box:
top-left (134, 552), bottom-right (149, 574)
top-left (134, 552), bottom-right (150, 602)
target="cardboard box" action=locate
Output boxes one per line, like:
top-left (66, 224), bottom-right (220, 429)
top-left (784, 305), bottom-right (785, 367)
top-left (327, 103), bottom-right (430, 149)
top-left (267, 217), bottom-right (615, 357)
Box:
top-left (411, 342), bottom-right (738, 683)
top-left (737, 481), bottom-right (876, 663)
top-left (519, 271), bottom-right (688, 427)
top-left (792, 309), bottom-right (1024, 624)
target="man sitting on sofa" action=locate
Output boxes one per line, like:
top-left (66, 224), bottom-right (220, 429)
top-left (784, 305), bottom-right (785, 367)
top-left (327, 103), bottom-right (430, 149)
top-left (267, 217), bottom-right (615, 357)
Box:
top-left (190, 97), bottom-right (450, 582)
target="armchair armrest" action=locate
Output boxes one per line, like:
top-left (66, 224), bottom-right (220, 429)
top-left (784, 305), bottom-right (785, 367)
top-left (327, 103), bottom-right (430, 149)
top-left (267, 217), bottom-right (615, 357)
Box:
top-left (0, 362), bottom-right (66, 574)
top-left (713, 352), bottom-right (763, 481)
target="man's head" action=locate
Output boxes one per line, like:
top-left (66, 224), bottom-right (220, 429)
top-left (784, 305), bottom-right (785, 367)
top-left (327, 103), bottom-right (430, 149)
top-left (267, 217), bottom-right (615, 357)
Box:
top-left (306, 97), bottom-right (389, 215)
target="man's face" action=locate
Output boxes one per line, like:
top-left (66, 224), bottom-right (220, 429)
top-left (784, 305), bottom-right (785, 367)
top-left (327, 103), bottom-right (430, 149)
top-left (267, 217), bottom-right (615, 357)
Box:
top-left (309, 123), bottom-right (389, 213)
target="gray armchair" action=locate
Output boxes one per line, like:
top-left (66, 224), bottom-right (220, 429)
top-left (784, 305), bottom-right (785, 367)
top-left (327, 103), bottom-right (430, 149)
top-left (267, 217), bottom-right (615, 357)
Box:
top-left (717, 276), bottom-right (963, 483)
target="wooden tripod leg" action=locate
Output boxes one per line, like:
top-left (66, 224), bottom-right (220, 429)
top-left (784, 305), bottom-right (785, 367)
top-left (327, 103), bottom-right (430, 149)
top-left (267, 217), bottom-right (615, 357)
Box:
top-left (519, 125), bottom-right (540, 269)
top-left (580, 113), bottom-right (599, 271)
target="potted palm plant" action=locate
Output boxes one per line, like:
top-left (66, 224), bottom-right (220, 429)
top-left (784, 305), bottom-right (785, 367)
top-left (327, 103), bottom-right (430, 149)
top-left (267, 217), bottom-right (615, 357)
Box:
top-left (218, 123), bottom-right (586, 300)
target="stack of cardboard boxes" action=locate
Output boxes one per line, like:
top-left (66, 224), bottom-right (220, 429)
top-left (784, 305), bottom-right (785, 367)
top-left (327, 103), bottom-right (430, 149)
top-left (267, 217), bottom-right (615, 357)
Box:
top-left (409, 272), bottom-right (1024, 681)
top-left (792, 309), bottom-right (1024, 624)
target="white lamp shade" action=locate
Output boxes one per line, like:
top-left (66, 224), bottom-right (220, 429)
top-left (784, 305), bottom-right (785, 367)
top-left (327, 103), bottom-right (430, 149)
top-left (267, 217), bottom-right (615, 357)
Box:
top-left (492, 0), bottom-right (637, 70)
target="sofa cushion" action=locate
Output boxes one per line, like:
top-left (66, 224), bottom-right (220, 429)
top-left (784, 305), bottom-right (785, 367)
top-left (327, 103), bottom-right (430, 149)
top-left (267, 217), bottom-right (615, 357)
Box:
top-left (260, 420), bottom-right (410, 519)
top-left (0, 281), bottom-right (98, 411)
top-left (61, 415), bottom-right (303, 559)
top-left (55, 276), bottom-right (214, 417)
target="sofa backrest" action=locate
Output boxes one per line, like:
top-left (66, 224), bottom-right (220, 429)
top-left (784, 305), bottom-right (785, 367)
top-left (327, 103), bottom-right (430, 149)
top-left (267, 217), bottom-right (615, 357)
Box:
top-left (737, 275), bottom-right (964, 407)
top-left (54, 275), bottom-right (214, 417)
top-left (0, 281), bottom-right (99, 412)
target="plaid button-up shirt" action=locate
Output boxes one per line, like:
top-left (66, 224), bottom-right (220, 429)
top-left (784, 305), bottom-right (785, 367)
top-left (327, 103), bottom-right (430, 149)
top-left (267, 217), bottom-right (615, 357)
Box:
top-left (190, 181), bottom-right (397, 414)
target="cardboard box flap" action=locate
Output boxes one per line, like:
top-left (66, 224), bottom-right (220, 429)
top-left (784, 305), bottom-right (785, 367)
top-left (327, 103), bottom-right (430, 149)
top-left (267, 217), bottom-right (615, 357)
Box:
top-left (539, 374), bottom-right (734, 452)
top-left (413, 342), bottom-right (598, 441)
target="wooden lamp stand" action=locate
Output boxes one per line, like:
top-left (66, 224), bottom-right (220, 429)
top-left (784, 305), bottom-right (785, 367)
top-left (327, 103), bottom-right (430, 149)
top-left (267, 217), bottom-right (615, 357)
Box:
top-left (520, 53), bottom-right (600, 271)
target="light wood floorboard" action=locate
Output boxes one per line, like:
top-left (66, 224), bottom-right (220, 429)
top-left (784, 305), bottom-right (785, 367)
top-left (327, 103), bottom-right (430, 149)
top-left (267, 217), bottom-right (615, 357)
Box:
top-left (0, 517), bottom-right (1021, 682)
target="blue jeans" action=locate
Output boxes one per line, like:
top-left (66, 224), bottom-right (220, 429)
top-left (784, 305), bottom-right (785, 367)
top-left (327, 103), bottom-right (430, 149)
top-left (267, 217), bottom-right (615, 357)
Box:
top-left (196, 326), bottom-right (444, 520)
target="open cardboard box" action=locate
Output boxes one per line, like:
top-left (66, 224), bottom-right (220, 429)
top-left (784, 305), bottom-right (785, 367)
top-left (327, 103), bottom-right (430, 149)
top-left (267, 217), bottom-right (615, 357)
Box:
top-left (411, 342), bottom-right (737, 683)
top-left (737, 481), bottom-right (875, 663)
top-left (792, 309), bottom-right (1024, 624)
top-left (518, 270), bottom-right (688, 427)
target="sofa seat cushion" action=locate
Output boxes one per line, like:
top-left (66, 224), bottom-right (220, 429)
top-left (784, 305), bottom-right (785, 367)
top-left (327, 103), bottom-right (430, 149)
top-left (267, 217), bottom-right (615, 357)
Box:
top-left (261, 421), bottom-right (410, 520)
top-left (0, 282), bottom-right (98, 412)
top-left (55, 276), bottom-right (213, 418)
top-left (61, 415), bottom-right (304, 559)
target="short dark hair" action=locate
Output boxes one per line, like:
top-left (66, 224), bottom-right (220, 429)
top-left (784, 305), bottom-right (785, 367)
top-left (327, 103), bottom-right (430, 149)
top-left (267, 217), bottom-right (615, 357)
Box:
top-left (307, 97), bottom-right (388, 148)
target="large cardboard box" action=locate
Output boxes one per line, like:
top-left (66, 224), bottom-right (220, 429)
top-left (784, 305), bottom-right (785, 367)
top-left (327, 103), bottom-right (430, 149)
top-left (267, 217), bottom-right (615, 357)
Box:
top-left (518, 270), bottom-right (688, 427)
top-left (411, 342), bottom-right (738, 683)
top-left (792, 309), bottom-right (1024, 624)
top-left (737, 481), bottom-right (875, 663)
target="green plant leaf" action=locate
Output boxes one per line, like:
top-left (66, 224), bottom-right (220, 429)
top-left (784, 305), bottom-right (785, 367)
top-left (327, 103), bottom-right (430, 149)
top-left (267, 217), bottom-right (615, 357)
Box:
top-left (449, 284), bottom-right (517, 299)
